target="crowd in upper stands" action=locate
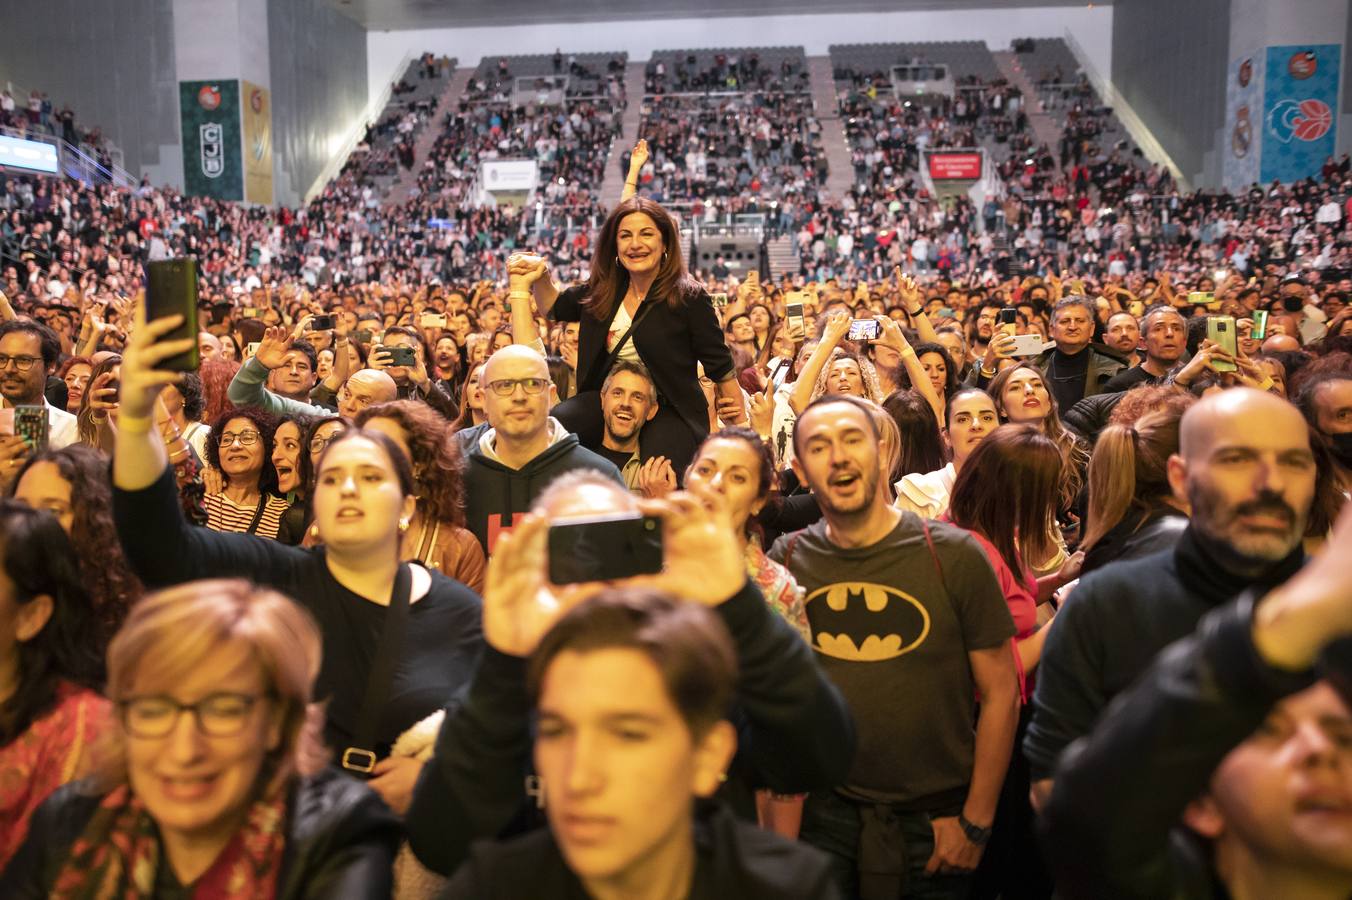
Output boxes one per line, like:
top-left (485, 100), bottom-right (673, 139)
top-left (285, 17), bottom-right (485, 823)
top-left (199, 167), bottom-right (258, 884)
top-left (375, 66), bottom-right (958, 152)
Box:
top-left (2, 35), bottom-right (1352, 900)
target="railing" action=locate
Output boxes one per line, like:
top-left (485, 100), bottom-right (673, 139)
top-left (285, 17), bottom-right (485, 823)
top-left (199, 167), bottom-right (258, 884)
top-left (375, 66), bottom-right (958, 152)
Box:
top-left (304, 48), bottom-right (415, 205)
top-left (1061, 28), bottom-right (1186, 188)
top-left (0, 125), bottom-right (135, 188)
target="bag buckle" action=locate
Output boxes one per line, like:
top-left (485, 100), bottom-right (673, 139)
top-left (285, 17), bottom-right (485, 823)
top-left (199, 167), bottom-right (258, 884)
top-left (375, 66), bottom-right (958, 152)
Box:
top-left (341, 747), bottom-right (377, 774)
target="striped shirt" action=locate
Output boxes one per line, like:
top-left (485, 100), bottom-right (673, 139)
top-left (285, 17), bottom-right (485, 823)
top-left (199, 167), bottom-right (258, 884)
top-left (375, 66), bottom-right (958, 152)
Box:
top-left (203, 492), bottom-right (290, 540)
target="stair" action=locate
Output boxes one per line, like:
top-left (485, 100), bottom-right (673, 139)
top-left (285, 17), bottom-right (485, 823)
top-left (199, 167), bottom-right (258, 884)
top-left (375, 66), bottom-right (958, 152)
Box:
top-left (766, 234), bottom-right (799, 281)
top-left (991, 51), bottom-right (1063, 170)
top-left (806, 56), bottom-right (853, 201)
top-left (599, 62), bottom-right (650, 209)
top-left (385, 66), bottom-right (475, 208)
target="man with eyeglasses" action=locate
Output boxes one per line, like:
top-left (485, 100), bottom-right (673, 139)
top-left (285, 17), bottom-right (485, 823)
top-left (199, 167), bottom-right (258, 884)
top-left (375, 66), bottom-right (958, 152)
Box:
top-left (0, 322), bottom-right (77, 488)
top-left (463, 345), bottom-right (622, 553)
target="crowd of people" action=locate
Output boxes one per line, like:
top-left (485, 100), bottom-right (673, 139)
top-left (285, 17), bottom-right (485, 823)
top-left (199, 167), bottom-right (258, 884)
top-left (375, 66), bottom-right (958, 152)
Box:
top-left (1, 36), bottom-right (1352, 898)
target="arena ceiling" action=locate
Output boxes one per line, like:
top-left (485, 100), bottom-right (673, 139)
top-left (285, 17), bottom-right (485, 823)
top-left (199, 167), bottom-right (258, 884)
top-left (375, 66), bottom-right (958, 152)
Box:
top-left (331, 0), bottom-right (1109, 31)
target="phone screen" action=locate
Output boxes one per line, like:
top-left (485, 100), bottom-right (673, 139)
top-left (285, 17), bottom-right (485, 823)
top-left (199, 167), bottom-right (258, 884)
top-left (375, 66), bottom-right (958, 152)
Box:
top-left (847, 319), bottom-right (881, 342)
top-left (145, 258), bottom-right (200, 372)
top-left (1250, 310), bottom-right (1269, 341)
top-left (548, 515), bottom-right (663, 585)
top-left (785, 302), bottom-right (805, 339)
top-left (310, 314), bottom-right (335, 331)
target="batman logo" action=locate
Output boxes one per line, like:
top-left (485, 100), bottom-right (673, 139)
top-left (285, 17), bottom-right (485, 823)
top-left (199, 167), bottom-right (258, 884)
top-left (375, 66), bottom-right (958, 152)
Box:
top-left (805, 582), bottom-right (930, 662)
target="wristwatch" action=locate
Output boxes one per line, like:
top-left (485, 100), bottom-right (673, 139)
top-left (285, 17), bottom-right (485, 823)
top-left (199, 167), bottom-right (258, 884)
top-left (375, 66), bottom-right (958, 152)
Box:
top-left (958, 814), bottom-right (992, 846)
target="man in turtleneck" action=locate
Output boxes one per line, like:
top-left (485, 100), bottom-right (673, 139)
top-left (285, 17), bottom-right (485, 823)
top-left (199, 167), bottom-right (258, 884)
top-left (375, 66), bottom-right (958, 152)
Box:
top-left (1034, 296), bottom-right (1126, 412)
top-left (1025, 388), bottom-right (1316, 805)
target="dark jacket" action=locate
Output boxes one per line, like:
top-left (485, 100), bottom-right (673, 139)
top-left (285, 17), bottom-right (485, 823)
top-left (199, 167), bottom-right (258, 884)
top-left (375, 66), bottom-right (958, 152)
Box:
top-left (441, 803), bottom-right (839, 899)
top-left (0, 769), bottom-right (402, 898)
top-left (462, 424), bottom-right (623, 553)
top-left (1025, 526), bottom-right (1306, 780)
top-left (1062, 390), bottom-right (1125, 443)
top-left (1080, 507), bottom-right (1188, 577)
top-left (406, 580), bottom-right (856, 877)
top-left (1033, 344), bottom-right (1127, 402)
top-left (1042, 592), bottom-right (1325, 900)
top-left (552, 283), bottom-right (734, 438)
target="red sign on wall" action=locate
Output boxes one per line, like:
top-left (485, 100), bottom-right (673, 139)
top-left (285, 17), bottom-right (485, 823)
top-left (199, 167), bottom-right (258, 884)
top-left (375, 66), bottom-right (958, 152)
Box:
top-left (928, 152), bottom-right (983, 180)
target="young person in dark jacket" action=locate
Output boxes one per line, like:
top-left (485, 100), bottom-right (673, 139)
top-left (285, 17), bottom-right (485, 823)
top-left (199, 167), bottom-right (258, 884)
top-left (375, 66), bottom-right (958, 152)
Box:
top-left (109, 305), bottom-right (483, 815)
top-left (0, 579), bottom-right (401, 898)
top-left (441, 582), bottom-right (839, 899)
top-left (1043, 505), bottom-right (1352, 900)
top-left (1026, 389), bottom-right (1321, 807)
top-left (463, 344), bottom-right (623, 553)
top-left (506, 195), bottom-right (747, 479)
top-left (406, 471), bottom-right (855, 883)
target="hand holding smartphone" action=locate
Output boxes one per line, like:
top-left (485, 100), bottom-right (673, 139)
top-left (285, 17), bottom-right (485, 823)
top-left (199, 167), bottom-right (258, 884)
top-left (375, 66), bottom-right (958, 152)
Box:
top-left (548, 514), bottom-right (663, 585)
top-left (144, 258), bottom-right (200, 372)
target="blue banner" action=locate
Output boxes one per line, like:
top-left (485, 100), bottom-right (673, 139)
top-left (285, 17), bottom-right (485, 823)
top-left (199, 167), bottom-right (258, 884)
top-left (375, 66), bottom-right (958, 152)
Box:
top-left (1260, 44), bottom-right (1340, 184)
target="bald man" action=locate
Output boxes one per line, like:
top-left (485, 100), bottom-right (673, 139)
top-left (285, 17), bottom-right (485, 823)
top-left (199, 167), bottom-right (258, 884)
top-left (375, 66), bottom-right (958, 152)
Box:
top-left (461, 345), bottom-right (622, 553)
top-left (337, 368), bottom-right (397, 420)
top-left (1026, 388), bottom-right (1316, 803)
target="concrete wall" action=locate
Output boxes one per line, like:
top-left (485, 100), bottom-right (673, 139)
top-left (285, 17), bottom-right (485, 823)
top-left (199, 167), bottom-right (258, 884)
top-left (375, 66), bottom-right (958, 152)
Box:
top-left (0, 0), bottom-right (179, 179)
top-left (267, 0), bottom-right (368, 206)
top-left (1110, 0), bottom-right (1231, 187)
top-left (365, 5), bottom-right (1115, 104)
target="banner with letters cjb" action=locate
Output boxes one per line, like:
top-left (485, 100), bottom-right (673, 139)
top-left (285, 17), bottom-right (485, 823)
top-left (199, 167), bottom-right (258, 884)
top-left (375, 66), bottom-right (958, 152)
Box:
top-left (179, 79), bottom-right (243, 201)
top-left (1260, 45), bottom-right (1340, 185)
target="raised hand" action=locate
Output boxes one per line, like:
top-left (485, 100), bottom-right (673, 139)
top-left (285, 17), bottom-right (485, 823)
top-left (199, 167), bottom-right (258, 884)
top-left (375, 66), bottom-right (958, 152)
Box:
top-left (822, 309), bottom-right (851, 348)
top-left (119, 297), bottom-right (194, 421)
top-left (481, 513), bottom-right (582, 657)
top-left (627, 138), bottom-right (650, 179)
top-left (629, 490), bottom-right (746, 607)
top-left (254, 324), bottom-right (295, 370)
top-left (895, 266), bottom-right (921, 313)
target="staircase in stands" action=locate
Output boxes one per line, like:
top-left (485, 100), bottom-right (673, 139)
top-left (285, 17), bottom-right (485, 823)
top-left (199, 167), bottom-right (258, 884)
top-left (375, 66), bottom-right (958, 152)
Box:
top-left (599, 61), bottom-right (650, 210)
top-left (991, 51), bottom-right (1064, 168)
top-left (806, 56), bottom-right (854, 201)
top-left (385, 65), bottom-right (476, 208)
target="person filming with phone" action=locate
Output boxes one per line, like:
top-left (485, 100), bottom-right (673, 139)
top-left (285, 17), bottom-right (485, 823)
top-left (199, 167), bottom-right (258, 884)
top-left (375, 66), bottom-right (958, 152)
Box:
top-left (0, 322), bottom-right (77, 483)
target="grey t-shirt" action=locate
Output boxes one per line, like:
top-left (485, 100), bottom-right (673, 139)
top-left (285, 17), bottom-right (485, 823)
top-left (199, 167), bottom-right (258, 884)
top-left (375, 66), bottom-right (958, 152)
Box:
top-left (769, 513), bottom-right (1014, 805)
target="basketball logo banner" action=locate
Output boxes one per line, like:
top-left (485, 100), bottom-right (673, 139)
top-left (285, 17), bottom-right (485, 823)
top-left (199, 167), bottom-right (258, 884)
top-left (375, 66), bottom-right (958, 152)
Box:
top-left (179, 79), bottom-right (243, 201)
top-left (1261, 45), bottom-right (1340, 184)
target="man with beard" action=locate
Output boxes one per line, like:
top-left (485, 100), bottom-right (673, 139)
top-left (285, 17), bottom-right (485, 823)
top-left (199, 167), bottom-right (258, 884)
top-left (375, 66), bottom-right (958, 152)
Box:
top-left (0, 320), bottom-right (77, 466)
top-left (1102, 305), bottom-right (1187, 393)
top-left (1027, 388), bottom-right (1317, 805)
top-left (1297, 373), bottom-right (1352, 494)
top-left (595, 360), bottom-right (658, 490)
top-left (768, 395), bottom-right (1019, 898)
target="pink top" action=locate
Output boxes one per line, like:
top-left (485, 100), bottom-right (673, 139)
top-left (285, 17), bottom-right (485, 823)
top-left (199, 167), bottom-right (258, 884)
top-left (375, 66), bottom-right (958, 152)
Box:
top-left (958, 528), bottom-right (1039, 703)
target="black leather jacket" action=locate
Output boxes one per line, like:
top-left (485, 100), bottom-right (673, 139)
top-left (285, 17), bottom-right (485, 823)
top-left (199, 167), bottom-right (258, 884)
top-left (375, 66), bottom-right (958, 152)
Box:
top-left (0, 769), bottom-right (401, 898)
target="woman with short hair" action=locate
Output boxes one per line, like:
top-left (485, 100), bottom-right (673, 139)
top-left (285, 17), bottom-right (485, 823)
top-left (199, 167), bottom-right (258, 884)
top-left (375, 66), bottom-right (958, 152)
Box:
top-left (0, 579), bottom-right (402, 896)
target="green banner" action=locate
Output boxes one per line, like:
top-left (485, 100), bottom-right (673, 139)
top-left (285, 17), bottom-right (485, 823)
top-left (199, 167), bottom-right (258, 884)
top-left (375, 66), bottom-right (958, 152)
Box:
top-left (179, 80), bottom-right (242, 201)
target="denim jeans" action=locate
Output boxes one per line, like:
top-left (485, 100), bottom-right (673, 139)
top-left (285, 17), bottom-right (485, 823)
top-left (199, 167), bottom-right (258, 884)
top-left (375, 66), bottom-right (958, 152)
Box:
top-left (800, 790), bottom-right (974, 899)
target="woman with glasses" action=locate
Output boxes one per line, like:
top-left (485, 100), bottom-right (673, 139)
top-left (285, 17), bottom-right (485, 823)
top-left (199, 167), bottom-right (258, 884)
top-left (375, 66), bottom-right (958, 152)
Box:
top-left (203, 407), bottom-right (292, 542)
top-left (0, 579), bottom-right (401, 897)
top-left (0, 500), bottom-right (108, 873)
top-left (110, 306), bottom-right (482, 818)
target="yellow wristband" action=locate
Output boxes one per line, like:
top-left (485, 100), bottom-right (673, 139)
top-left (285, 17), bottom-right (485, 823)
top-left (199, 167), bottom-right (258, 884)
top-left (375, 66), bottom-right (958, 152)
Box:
top-left (118, 415), bottom-right (154, 435)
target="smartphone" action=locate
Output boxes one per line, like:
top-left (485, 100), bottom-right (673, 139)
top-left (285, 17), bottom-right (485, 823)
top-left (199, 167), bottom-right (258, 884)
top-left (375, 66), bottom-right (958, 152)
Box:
top-left (382, 345), bottom-right (417, 367)
top-left (245, 342), bottom-right (262, 359)
top-left (419, 312), bottom-right (447, 329)
top-left (998, 307), bottom-right (1018, 326)
top-left (1207, 316), bottom-right (1238, 372)
top-left (145, 258), bottom-right (200, 372)
top-left (710, 292), bottom-right (729, 308)
top-left (1010, 333), bottom-right (1046, 357)
top-left (847, 319), bottom-right (881, 341)
top-left (547, 514), bottom-right (663, 585)
top-left (1188, 291), bottom-right (1216, 305)
top-left (353, 329), bottom-right (374, 344)
top-left (242, 307), bottom-right (261, 318)
top-left (1250, 309), bottom-right (1269, 341)
top-left (310, 314), bottom-right (335, 331)
top-left (785, 302), bottom-right (806, 340)
top-left (14, 405), bottom-right (48, 453)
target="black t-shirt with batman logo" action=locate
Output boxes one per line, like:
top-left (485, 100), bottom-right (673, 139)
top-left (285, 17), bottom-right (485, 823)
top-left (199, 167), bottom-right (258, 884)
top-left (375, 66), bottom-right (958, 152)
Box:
top-left (769, 513), bottom-right (1013, 806)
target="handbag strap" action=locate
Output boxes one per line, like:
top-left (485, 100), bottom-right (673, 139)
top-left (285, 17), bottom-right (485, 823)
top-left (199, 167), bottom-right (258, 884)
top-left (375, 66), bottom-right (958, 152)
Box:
top-left (243, 494), bottom-right (268, 536)
top-left (341, 563), bottom-right (413, 776)
top-left (600, 297), bottom-right (658, 374)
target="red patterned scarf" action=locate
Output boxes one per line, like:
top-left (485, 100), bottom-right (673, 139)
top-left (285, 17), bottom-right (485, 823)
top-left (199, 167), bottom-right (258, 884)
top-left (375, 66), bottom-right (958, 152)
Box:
top-left (50, 783), bottom-right (287, 899)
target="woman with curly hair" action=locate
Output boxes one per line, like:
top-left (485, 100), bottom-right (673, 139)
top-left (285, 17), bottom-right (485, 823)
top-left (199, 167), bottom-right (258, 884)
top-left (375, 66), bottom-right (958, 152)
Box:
top-left (197, 355), bottom-right (242, 427)
top-left (355, 400), bottom-right (486, 592)
top-left (10, 445), bottom-right (142, 641)
top-left (203, 406), bottom-right (292, 541)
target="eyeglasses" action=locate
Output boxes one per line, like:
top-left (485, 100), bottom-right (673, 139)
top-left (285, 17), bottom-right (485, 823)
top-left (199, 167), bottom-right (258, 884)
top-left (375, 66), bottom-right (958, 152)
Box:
top-left (487, 377), bottom-right (548, 397)
top-left (310, 434), bottom-right (341, 452)
top-left (118, 692), bottom-right (271, 739)
top-left (220, 430), bottom-right (261, 446)
top-left (0, 354), bottom-right (40, 372)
